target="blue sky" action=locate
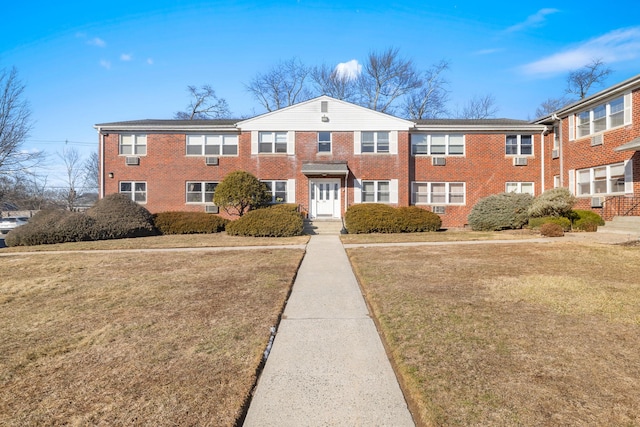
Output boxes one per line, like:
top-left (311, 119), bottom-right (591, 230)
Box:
top-left (2, 1), bottom-right (640, 185)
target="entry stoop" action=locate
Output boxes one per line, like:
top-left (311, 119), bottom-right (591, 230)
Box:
top-left (599, 216), bottom-right (640, 238)
top-left (303, 219), bottom-right (345, 235)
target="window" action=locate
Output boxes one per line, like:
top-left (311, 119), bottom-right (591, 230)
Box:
top-left (505, 135), bottom-right (532, 156)
top-left (186, 182), bottom-right (217, 203)
top-left (259, 132), bottom-right (288, 153)
top-left (263, 180), bottom-right (288, 203)
top-left (574, 96), bottom-right (627, 138)
top-left (186, 134), bottom-right (238, 156)
top-left (120, 134), bottom-right (147, 155)
top-left (361, 131), bottom-right (389, 153)
top-left (506, 182), bottom-right (534, 195)
top-left (554, 175), bottom-right (560, 188)
top-left (120, 181), bottom-right (146, 203)
top-left (576, 163), bottom-right (626, 196)
top-left (362, 180), bottom-right (390, 202)
top-left (412, 182), bottom-right (465, 205)
top-left (318, 131), bottom-right (331, 153)
top-left (411, 134), bottom-right (465, 156)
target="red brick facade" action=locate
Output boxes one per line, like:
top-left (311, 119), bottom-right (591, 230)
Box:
top-left (97, 78), bottom-right (640, 227)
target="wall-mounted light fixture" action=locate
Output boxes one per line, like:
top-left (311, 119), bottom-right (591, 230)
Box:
top-left (321, 115), bottom-right (329, 122)
top-left (108, 172), bottom-right (114, 179)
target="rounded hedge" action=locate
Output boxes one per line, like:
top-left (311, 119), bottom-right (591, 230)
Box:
top-left (571, 209), bottom-right (604, 232)
top-left (468, 192), bottom-right (533, 231)
top-left (540, 222), bottom-right (565, 237)
top-left (528, 188), bottom-right (576, 218)
top-left (528, 216), bottom-right (571, 232)
top-left (344, 204), bottom-right (442, 234)
top-left (153, 211), bottom-right (229, 234)
top-left (87, 194), bottom-right (157, 239)
top-left (225, 205), bottom-right (304, 237)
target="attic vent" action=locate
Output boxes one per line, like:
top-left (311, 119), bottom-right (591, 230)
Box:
top-left (432, 157), bottom-right (446, 166)
top-left (205, 156), bottom-right (219, 166)
top-left (205, 205), bottom-right (219, 213)
top-left (321, 101), bottom-right (328, 113)
top-left (513, 157), bottom-right (528, 166)
top-left (432, 206), bottom-right (446, 214)
top-left (125, 156), bottom-right (140, 165)
top-left (591, 134), bottom-right (603, 146)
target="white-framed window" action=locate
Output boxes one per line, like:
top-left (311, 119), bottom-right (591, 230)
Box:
top-left (119, 181), bottom-right (146, 203)
top-left (119, 134), bottom-right (147, 155)
top-left (576, 162), bottom-right (626, 196)
top-left (554, 175), bottom-right (560, 188)
top-left (552, 126), bottom-right (559, 150)
top-left (505, 135), bottom-right (533, 156)
top-left (506, 182), bottom-right (534, 195)
top-left (186, 182), bottom-right (217, 203)
top-left (574, 95), bottom-right (628, 138)
top-left (318, 131), bottom-right (331, 153)
top-left (259, 132), bottom-right (288, 153)
top-left (263, 180), bottom-right (288, 203)
top-left (362, 180), bottom-right (390, 202)
top-left (361, 131), bottom-right (390, 153)
top-left (411, 133), bottom-right (465, 156)
top-left (412, 182), bottom-right (465, 205)
top-left (186, 134), bottom-right (238, 156)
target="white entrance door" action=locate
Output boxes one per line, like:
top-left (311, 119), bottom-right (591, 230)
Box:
top-left (310, 179), bottom-right (341, 218)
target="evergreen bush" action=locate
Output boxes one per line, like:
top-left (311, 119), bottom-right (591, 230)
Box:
top-left (528, 188), bottom-right (576, 218)
top-left (528, 216), bottom-right (571, 231)
top-left (571, 209), bottom-right (604, 231)
top-left (87, 194), bottom-right (157, 239)
top-left (153, 211), bottom-right (229, 234)
top-left (344, 204), bottom-right (442, 233)
top-left (225, 205), bottom-right (304, 237)
top-left (467, 192), bottom-right (534, 231)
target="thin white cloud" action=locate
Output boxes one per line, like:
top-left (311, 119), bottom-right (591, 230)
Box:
top-left (334, 59), bottom-right (362, 80)
top-left (473, 48), bottom-right (504, 56)
top-left (87, 37), bottom-right (107, 48)
top-left (521, 27), bottom-right (640, 76)
top-left (120, 53), bottom-right (133, 61)
top-left (505, 8), bottom-right (559, 33)
top-left (147, 58), bottom-right (154, 65)
top-left (99, 59), bottom-right (111, 69)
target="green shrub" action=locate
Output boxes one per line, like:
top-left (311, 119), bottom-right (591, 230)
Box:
top-left (528, 188), bottom-right (576, 218)
top-left (4, 210), bottom-right (98, 246)
top-left (344, 204), bottom-right (442, 234)
top-left (225, 205), bottom-right (304, 237)
top-left (571, 209), bottom-right (604, 231)
top-left (528, 216), bottom-right (571, 232)
top-left (467, 192), bottom-right (534, 231)
top-left (87, 194), bottom-right (157, 239)
top-left (540, 222), bottom-right (564, 237)
top-left (264, 203), bottom-right (300, 213)
top-left (153, 211), bottom-right (229, 234)
top-left (213, 170), bottom-right (271, 217)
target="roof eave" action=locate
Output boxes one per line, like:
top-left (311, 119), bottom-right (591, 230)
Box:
top-left (412, 124), bottom-right (547, 133)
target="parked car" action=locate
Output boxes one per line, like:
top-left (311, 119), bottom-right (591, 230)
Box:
top-left (0, 216), bottom-right (29, 234)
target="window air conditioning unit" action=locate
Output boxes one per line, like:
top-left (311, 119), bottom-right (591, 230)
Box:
top-left (513, 157), bottom-right (528, 166)
top-left (205, 205), bottom-right (219, 213)
top-left (432, 206), bottom-right (446, 214)
top-left (432, 157), bottom-right (446, 166)
top-left (125, 156), bottom-right (140, 165)
top-left (591, 134), bottom-right (603, 146)
top-left (551, 149), bottom-right (559, 158)
top-left (591, 197), bottom-right (603, 208)
top-left (205, 156), bottom-right (219, 166)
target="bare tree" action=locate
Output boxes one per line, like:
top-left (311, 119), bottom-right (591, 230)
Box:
top-left (58, 147), bottom-right (84, 210)
top-left (82, 151), bottom-right (99, 191)
top-left (458, 94), bottom-right (499, 119)
top-left (310, 63), bottom-right (359, 103)
top-left (534, 96), bottom-right (572, 119)
top-left (566, 59), bottom-right (613, 99)
top-left (0, 66), bottom-right (40, 174)
top-left (245, 57), bottom-right (312, 112)
top-left (174, 85), bottom-right (231, 119)
top-left (402, 60), bottom-right (450, 119)
top-left (358, 47), bottom-right (421, 114)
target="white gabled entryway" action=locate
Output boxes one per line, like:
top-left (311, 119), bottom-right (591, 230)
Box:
top-left (309, 179), bottom-right (341, 219)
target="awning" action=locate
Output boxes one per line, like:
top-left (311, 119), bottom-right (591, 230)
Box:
top-left (301, 162), bottom-right (349, 176)
top-left (614, 137), bottom-right (640, 152)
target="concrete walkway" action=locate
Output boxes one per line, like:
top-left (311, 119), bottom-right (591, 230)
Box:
top-left (243, 235), bottom-right (415, 426)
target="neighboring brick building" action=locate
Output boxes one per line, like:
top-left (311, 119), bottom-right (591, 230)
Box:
top-left (95, 75), bottom-right (640, 227)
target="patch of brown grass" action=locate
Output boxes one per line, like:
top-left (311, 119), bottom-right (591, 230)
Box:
top-left (348, 242), bottom-right (640, 426)
top-left (340, 228), bottom-right (538, 245)
top-left (1, 232), bottom-right (309, 252)
top-left (0, 249), bottom-right (304, 426)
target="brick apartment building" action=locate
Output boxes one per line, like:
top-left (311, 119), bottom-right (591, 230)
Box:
top-left (95, 74), bottom-right (640, 228)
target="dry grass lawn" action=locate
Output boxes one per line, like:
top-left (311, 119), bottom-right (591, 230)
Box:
top-left (340, 228), bottom-right (538, 245)
top-left (348, 241), bottom-right (640, 426)
top-left (0, 248), bottom-right (304, 426)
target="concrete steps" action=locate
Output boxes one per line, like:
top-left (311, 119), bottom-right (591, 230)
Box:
top-left (303, 219), bottom-right (345, 235)
top-left (598, 216), bottom-right (640, 238)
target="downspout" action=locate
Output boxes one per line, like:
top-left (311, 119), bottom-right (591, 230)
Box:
top-left (98, 129), bottom-right (105, 199)
top-left (540, 128), bottom-right (546, 194)
top-left (552, 114), bottom-right (563, 187)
